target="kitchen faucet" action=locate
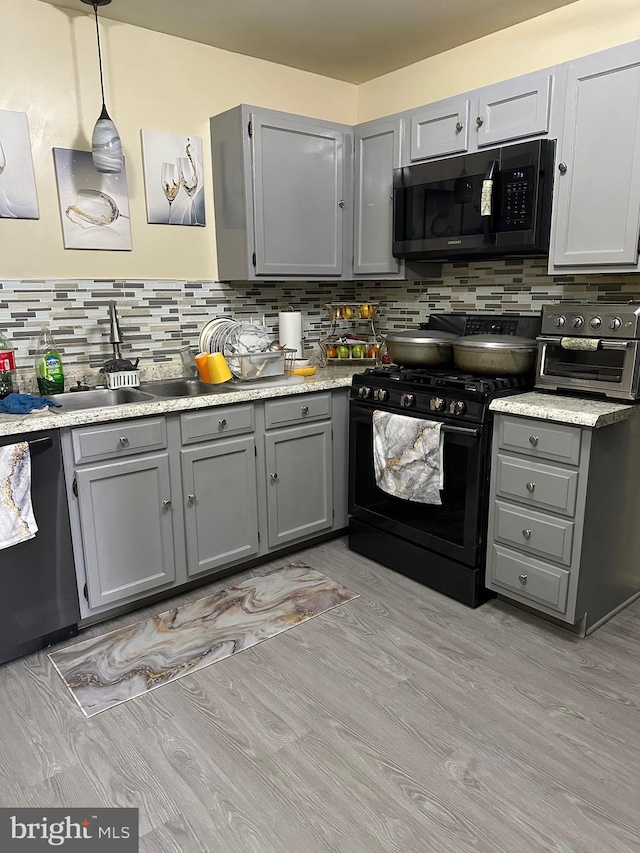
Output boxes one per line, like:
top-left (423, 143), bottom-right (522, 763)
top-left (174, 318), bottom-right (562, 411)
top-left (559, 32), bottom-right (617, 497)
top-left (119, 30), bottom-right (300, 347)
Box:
top-left (108, 300), bottom-right (123, 360)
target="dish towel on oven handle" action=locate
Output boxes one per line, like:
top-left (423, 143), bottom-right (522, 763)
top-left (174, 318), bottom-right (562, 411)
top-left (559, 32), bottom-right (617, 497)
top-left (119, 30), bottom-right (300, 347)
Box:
top-left (372, 410), bottom-right (444, 505)
top-left (0, 441), bottom-right (38, 549)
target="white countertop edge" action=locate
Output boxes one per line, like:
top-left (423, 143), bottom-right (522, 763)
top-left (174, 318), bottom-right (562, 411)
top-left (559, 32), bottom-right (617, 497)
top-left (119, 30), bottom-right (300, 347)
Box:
top-left (489, 391), bottom-right (638, 428)
top-left (0, 369), bottom-right (358, 438)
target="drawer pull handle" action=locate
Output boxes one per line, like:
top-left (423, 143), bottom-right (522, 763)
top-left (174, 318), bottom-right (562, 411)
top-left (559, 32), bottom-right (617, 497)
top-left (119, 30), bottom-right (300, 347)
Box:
top-left (187, 494), bottom-right (196, 504)
top-left (526, 482), bottom-right (536, 493)
top-left (270, 472), bottom-right (278, 482)
top-left (476, 116), bottom-right (484, 127)
top-left (119, 436), bottom-right (129, 446)
top-left (455, 121), bottom-right (464, 132)
top-left (219, 418), bottom-right (227, 427)
top-left (529, 435), bottom-right (539, 446)
top-left (522, 528), bottom-right (532, 540)
top-left (163, 499), bottom-right (172, 509)
top-left (301, 405), bottom-right (309, 415)
top-left (518, 574), bottom-right (528, 584)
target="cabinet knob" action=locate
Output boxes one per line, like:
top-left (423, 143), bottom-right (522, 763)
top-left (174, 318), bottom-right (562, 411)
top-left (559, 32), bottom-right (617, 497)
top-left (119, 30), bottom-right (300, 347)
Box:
top-left (518, 574), bottom-right (528, 584)
top-left (455, 121), bottom-right (464, 132)
top-left (218, 418), bottom-right (227, 427)
top-left (522, 528), bottom-right (532, 540)
top-left (301, 405), bottom-right (309, 415)
top-left (163, 499), bottom-right (172, 509)
top-left (338, 199), bottom-right (345, 208)
top-left (187, 494), bottom-right (196, 504)
top-left (476, 116), bottom-right (484, 127)
top-left (119, 436), bottom-right (129, 446)
top-left (558, 162), bottom-right (568, 174)
top-left (270, 472), bottom-right (278, 482)
top-left (529, 435), bottom-right (539, 446)
top-left (526, 482), bottom-right (536, 493)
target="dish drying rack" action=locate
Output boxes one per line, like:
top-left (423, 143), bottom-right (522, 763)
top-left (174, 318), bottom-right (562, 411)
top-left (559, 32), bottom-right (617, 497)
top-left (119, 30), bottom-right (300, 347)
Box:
top-left (230, 348), bottom-right (296, 381)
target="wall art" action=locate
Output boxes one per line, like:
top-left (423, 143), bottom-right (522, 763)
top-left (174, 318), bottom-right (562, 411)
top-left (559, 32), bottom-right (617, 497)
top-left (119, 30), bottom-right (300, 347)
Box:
top-left (141, 130), bottom-right (206, 226)
top-left (53, 148), bottom-right (132, 251)
top-left (0, 109), bottom-right (39, 220)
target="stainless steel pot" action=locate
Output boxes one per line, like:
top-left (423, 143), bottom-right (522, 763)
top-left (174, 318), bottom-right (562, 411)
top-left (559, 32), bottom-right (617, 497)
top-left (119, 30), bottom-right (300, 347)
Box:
top-left (384, 330), bottom-right (459, 367)
top-left (453, 334), bottom-right (538, 375)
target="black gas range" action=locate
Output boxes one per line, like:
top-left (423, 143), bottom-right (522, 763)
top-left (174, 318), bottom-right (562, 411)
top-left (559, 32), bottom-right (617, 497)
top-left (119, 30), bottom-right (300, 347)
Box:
top-left (348, 313), bottom-right (540, 608)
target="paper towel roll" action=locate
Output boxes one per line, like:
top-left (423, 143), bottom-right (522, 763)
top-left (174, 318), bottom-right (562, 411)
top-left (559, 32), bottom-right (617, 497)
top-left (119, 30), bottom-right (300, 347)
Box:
top-left (278, 311), bottom-right (303, 357)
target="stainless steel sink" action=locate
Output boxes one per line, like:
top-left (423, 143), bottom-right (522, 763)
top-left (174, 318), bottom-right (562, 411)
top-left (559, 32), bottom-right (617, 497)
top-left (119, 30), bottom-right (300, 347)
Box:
top-left (49, 387), bottom-right (157, 412)
top-left (139, 378), bottom-right (228, 397)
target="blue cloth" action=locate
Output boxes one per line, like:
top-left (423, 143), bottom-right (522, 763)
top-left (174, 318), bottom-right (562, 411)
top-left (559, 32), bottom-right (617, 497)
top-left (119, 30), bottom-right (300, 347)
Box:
top-left (0, 393), bottom-right (62, 414)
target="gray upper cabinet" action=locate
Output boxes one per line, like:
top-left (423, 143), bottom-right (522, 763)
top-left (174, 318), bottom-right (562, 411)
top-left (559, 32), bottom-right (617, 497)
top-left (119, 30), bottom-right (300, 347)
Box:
top-left (549, 42), bottom-right (640, 272)
top-left (410, 70), bottom-right (555, 162)
top-left (410, 97), bottom-right (471, 161)
top-left (75, 453), bottom-right (177, 609)
top-left (210, 104), bottom-right (353, 281)
top-left (353, 116), bottom-right (405, 277)
top-left (181, 436), bottom-right (259, 578)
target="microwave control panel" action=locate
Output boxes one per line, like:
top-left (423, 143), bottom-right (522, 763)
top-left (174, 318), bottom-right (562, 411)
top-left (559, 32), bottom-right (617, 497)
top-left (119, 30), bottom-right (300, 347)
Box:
top-left (500, 165), bottom-right (535, 231)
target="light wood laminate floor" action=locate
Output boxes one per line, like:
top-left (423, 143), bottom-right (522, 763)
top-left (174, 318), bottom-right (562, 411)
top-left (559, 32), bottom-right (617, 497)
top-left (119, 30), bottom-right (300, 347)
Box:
top-left (1, 537), bottom-right (639, 852)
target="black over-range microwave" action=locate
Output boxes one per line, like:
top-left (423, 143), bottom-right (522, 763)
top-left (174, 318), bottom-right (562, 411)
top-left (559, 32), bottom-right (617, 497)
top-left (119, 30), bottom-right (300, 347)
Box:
top-left (392, 139), bottom-right (555, 261)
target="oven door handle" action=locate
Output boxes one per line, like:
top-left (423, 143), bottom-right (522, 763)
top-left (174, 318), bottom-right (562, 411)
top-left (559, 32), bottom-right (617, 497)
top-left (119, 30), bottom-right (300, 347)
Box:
top-left (441, 425), bottom-right (480, 437)
top-left (537, 335), bottom-right (632, 350)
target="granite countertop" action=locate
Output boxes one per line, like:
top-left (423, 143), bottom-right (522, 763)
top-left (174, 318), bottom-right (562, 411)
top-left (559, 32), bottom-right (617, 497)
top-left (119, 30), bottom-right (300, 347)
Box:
top-left (0, 366), bottom-right (360, 438)
top-left (489, 391), bottom-right (639, 428)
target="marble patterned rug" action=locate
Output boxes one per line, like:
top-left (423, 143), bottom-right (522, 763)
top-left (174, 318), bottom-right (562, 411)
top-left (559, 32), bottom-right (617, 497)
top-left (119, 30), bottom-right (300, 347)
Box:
top-left (49, 561), bottom-right (358, 717)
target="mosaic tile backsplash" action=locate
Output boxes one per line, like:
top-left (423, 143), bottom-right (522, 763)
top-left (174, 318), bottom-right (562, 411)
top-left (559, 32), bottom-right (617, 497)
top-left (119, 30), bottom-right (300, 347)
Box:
top-left (2, 259), bottom-right (640, 385)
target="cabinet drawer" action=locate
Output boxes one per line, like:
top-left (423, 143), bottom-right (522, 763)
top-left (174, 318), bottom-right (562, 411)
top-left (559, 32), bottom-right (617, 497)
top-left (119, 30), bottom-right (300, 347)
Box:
top-left (72, 418), bottom-right (166, 464)
top-left (180, 405), bottom-right (254, 444)
top-left (495, 454), bottom-right (579, 516)
top-left (489, 544), bottom-right (570, 613)
top-left (498, 416), bottom-right (581, 465)
top-left (265, 393), bottom-right (332, 428)
top-left (494, 500), bottom-right (574, 566)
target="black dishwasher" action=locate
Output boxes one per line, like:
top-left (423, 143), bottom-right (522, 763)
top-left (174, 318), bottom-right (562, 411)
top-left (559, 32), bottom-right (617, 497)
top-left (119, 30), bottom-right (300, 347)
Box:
top-left (0, 430), bottom-right (80, 664)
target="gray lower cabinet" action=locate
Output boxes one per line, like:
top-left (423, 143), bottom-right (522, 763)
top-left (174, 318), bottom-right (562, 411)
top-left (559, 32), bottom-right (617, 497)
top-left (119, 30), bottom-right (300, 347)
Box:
top-left (486, 413), bottom-right (640, 634)
top-left (549, 40), bottom-right (640, 272)
top-left (75, 453), bottom-right (177, 610)
top-left (181, 436), bottom-right (259, 578)
top-left (210, 104), bottom-right (353, 281)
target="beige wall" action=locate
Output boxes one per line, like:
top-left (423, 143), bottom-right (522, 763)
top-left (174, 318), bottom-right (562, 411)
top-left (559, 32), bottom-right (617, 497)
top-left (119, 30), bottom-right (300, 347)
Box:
top-left (0, 0), bottom-right (357, 281)
top-left (357, 0), bottom-right (640, 121)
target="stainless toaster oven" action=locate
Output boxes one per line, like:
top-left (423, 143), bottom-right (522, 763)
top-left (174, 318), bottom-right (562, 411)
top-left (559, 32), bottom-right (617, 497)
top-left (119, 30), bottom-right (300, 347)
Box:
top-left (535, 303), bottom-right (640, 401)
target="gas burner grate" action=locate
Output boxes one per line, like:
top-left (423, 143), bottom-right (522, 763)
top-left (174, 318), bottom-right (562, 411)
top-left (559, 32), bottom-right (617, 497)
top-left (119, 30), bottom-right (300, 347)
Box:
top-left (363, 365), bottom-right (532, 394)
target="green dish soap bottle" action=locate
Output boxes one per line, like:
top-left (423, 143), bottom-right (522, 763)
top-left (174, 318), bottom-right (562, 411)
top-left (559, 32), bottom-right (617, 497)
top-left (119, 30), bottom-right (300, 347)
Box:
top-left (35, 326), bottom-right (65, 395)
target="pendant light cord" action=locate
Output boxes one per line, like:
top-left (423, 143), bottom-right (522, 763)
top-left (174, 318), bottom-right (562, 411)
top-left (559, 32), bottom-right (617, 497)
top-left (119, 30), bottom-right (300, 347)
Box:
top-left (92, 2), bottom-right (106, 109)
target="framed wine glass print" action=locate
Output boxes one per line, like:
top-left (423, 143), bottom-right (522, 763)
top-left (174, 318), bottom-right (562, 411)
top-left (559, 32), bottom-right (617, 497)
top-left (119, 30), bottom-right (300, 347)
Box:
top-left (53, 148), bottom-right (132, 250)
top-left (0, 109), bottom-right (39, 219)
top-left (141, 129), bottom-right (206, 226)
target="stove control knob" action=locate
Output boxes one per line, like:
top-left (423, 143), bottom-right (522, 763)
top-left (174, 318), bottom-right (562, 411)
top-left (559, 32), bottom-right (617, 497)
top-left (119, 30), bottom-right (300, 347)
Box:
top-left (555, 315), bottom-right (566, 328)
top-left (589, 316), bottom-right (602, 330)
top-left (449, 400), bottom-right (466, 415)
top-left (374, 389), bottom-right (389, 402)
top-left (571, 316), bottom-right (584, 329)
top-left (610, 317), bottom-right (622, 331)
top-left (358, 386), bottom-right (371, 399)
top-left (430, 397), bottom-right (445, 412)
top-left (400, 393), bottom-right (416, 408)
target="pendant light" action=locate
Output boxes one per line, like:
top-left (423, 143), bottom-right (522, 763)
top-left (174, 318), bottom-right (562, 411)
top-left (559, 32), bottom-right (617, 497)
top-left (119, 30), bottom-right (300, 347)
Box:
top-left (80, 0), bottom-right (123, 173)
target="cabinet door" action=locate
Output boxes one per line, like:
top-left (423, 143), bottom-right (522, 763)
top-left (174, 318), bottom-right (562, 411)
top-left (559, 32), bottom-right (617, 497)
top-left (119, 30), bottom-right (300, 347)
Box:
top-left (551, 45), bottom-right (640, 268)
top-left (264, 422), bottom-right (332, 549)
top-left (476, 72), bottom-right (553, 147)
top-left (76, 453), bottom-right (176, 609)
top-left (410, 97), bottom-right (470, 161)
top-left (353, 117), bottom-right (403, 276)
top-left (252, 113), bottom-right (346, 276)
top-left (181, 436), bottom-right (259, 578)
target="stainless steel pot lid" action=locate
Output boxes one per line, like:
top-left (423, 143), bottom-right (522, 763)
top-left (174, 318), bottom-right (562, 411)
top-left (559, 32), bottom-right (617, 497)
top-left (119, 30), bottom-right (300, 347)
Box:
top-left (454, 334), bottom-right (538, 350)
top-left (384, 330), bottom-right (459, 345)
